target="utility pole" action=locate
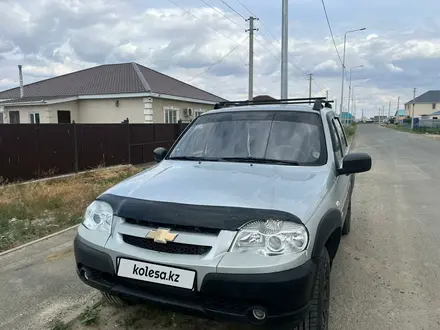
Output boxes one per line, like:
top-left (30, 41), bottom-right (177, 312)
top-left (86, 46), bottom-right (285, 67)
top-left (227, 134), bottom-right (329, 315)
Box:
top-left (388, 101), bottom-right (391, 118)
top-left (326, 90), bottom-right (329, 101)
top-left (281, 0), bottom-right (288, 99)
top-left (362, 109), bottom-right (364, 122)
top-left (411, 88), bottom-right (416, 129)
top-left (308, 74), bottom-right (313, 103)
top-left (397, 96), bottom-right (400, 111)
top-left (347, 85), bottom-right (351, 116)
top-left (246, 16), bottom-right (258, 101)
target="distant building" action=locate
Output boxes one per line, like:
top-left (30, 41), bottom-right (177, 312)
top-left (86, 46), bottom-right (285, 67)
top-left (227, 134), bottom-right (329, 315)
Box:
top-left (340, 112), bottom-right (354, 124)
top-left (394, 109), bottom-right (406, 123)
top-left (404, 90), bottom-right (440, 117)
top-left (372, 115), bottom-right (388, 122)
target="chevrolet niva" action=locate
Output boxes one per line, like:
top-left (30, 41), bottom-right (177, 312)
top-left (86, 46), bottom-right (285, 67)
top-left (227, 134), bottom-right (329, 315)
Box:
top-left (74, 98), bottom-right (372, 329)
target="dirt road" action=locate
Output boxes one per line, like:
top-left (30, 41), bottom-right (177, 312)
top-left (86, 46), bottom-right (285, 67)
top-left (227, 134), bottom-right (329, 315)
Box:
top-left (0, 228), bottom-right (96, 330)
top-left (329, 124), bottom-right (440, 329)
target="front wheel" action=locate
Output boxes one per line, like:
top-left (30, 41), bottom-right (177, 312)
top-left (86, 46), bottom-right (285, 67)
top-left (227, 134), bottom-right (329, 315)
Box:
top-left (279, 248), bottom-right (331, 330)
top-left (101, 292), bottom-right (132, 307)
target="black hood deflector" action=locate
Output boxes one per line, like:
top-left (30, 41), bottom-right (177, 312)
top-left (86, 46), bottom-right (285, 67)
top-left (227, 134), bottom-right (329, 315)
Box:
top-left (97, 194), bottom-right (302, 231)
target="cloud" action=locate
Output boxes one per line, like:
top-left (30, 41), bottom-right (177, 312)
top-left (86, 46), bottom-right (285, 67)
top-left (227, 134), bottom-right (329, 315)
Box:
top-left (0, 0), bottom-right (440, 119)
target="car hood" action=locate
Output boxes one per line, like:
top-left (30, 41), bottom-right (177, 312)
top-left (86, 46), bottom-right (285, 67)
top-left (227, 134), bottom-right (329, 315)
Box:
top-left (104, 160), bottom-right (331, 223)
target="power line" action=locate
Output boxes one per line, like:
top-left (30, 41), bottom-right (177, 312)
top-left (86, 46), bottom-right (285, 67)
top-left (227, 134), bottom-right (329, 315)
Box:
top-left (236, 3), bottom-right (327, 92)
top-left (219, 0), bottom-right (246, 20)
top-left (167, 0), bottom-right (243, 45)
top-left (235, 0), bottom-right (281, 45)
top-left (234, 0), bottom-right (256, 15)
top-left (257, 31), bottom-right (325, 93)
top-left (199, 0), bottom-right (243, 28)
top-left (163, 36), bottom-right (249, 95)
top-left (254, 35), bottom-right (281, 60)
top-left (320, 0), bottom-right (343, 65)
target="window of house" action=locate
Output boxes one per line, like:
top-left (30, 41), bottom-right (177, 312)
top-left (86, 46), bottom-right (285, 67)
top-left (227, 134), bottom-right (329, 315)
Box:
top-left (0, 113), bottom-right (3, 124)
top-left (194, 110), bottom-right (204, 118)
top-left (433, 103), bottom-right (437, 110)
top-left (29, 113), bottom-right (40, 124)
top-left (164, 107), bottom-right (178, 123)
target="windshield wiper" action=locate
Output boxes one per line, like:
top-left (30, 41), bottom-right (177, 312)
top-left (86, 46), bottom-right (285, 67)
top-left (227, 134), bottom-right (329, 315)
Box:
top-left (220, 157), bottom-right (300, 166)
top-left (168, 156), bottom-right (221, 162)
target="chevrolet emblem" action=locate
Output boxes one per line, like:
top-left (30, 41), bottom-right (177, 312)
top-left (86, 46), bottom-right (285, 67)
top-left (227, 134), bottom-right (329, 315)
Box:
top-left (146, 228), bottom-right (178, 244)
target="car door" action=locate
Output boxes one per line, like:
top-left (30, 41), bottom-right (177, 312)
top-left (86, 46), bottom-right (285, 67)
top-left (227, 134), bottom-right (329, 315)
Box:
top-left (328, 115), bottom-right (352, 219)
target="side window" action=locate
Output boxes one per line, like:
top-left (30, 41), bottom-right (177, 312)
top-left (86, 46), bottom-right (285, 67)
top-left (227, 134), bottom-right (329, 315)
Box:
top-left (333, 118), bottom-right (348, 152)
top-left (328, 119), bottom-right (343, 165)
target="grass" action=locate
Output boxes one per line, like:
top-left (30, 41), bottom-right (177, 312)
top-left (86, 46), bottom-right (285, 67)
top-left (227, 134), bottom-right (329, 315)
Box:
top-left (48, 318), bottom-right (70, 330)
top-left (386, 124), bottom-right (440, 135)
top-left (385, 124), bottom-right (420, 133)
top-left (344, 123), bottom-right (357, 143)
top-left (79, 305), bottom-right (100, 326)
top-left (0, 165), bottom-right (145, 252)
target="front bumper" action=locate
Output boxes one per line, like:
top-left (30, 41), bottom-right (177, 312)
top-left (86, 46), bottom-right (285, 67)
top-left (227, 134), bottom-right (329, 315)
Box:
top-left (74, 234), bottom-right (317, 325)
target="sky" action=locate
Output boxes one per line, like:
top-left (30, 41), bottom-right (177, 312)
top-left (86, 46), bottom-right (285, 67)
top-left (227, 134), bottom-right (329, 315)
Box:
top-left (1, 0), bottom-right (440, 118)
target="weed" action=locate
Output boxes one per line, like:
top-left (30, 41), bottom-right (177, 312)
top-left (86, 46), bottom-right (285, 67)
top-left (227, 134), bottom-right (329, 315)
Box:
top-left (48, 318), bottom-right (69, 330)
top-left (79, 305), bottom-right (100, 326)
top-left (116, 312), bottom-right (138, 329)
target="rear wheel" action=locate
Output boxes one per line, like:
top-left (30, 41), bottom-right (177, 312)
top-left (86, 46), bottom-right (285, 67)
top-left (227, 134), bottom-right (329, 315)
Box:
top-left (342, 201), bottom-right (352, 236)
top-left (280, 248), bottom-right (331, 330)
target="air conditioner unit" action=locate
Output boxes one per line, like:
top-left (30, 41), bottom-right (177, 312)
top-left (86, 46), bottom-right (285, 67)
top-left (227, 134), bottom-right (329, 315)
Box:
top-left (183, 108), bottom-right (193, 117)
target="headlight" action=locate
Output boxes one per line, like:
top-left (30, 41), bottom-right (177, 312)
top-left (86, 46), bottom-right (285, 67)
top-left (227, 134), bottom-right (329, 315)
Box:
top-left (83, 201), bottom-right (113, 232)
top-left (230, 220), bottom-right (308, 256)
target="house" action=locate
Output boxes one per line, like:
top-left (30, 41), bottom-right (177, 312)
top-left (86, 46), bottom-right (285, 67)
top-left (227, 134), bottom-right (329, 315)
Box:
top-left (394, 109), bottom-right (406, 123)
top-left (372, 115), bottom-right (387, 123)
top-left (0, 63), bottom-right (226, 124)
top-left (404, 90), bottom-right (440, 117)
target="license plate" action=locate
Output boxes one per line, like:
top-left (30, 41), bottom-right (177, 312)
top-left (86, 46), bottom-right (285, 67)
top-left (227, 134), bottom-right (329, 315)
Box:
top-left (117, 258), bottom-right (196, 290)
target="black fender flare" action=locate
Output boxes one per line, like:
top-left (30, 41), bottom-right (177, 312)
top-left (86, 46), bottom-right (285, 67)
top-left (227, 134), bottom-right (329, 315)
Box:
top-left (311, 208), bottom-right (343, 259)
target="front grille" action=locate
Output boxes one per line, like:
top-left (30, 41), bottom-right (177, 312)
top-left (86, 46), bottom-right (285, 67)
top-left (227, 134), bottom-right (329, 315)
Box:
top-left (124, 218), bottom-right (220, 235)
top-left (122, 235), bottom-right (211, 255)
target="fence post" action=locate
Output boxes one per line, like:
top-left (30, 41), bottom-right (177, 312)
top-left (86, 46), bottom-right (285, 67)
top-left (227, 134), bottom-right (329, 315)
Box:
top-left (125, 118), bottom-right (131, 164)
top-left (73, 121), bottom-right (79, 173)
top-left (36, 123), bottom-right (41, 177)
top-left (178, 119), bottom-right (183, 138)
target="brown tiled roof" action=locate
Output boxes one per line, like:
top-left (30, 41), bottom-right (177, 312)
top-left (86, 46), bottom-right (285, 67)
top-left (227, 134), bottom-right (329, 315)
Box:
top-left (0, 63), bottom-right (226, 103)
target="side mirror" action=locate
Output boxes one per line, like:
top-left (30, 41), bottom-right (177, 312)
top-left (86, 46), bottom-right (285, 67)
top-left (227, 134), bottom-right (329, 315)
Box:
top-left (153, 147), bottom-right (168, 163)
top-left (338, 152), bottom-right (372, 175)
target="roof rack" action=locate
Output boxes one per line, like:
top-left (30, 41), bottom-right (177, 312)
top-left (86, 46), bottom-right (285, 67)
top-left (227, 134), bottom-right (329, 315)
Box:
top-left (214, 97), bottom-right (334, 110)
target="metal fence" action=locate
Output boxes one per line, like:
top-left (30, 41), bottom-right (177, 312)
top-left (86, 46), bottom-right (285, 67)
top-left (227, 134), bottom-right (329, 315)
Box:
top-left (413, 118), bottom-right (440, 134)
top-left (0, 120), bottom-right (187, 182)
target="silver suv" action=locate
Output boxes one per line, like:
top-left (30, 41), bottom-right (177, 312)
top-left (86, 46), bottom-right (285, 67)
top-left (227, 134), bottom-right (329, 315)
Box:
top-left (74, 98), bottom-right (372, 329)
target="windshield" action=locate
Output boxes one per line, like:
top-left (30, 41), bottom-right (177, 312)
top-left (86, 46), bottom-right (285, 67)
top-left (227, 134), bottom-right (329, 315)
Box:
top-left (168, 111), bottom-right (327, 166)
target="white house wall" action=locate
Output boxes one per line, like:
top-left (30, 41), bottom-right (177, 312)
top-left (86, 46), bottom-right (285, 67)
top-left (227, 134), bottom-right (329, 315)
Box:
top-left (152, 98), bottom-right (214, 123)
top-left (4, 105), bottom-right (50, 123)
top-left (78, 98), bottom-right (144, 123)
top-left (48, 101), bottom-right (79, 123)
top-left (405, 103), bottom-right (440, 117)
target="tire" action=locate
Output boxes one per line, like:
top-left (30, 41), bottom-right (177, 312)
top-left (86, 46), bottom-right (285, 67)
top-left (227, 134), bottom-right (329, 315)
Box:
top-left (280, 248), bottom-right (331, 330)
top-left (101, 292), bottom-right (131, 307)
top-left (342, 201), bottom-right (352, 236)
